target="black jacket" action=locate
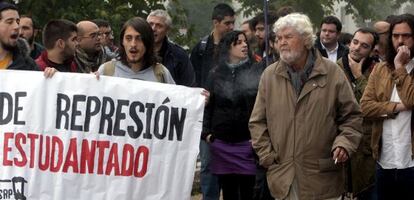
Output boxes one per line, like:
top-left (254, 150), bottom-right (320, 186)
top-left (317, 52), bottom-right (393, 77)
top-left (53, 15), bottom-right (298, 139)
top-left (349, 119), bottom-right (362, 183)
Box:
top-left (160, 38), bottom-right (195, 86)
top-left (314, 37), bottom-right (348, 62)
top-left (203, 60), bottom-right (258, 143)
top-left (190, 34), bottom-right (217, 88)
top-left (30, 42), bottom-right (45, 60)
top-left (7, 38), bottom-right (39, 71)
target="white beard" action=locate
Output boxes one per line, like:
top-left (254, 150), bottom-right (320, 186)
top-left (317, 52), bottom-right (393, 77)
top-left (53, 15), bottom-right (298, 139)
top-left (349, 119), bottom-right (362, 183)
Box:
top-left (280, 50), bottom-right (302, 65)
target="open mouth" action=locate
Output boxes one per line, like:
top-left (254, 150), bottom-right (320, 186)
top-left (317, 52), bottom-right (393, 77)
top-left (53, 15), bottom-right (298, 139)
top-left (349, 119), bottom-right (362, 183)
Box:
top-left (129, 49), bottom-right (138, 55)
top-left (10, 33), bottom-right (18, 40)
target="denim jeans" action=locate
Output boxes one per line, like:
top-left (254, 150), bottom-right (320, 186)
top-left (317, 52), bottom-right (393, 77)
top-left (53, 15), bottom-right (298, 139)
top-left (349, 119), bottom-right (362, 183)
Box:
top-left (200, 140), bottom-right (220, 200)
top-left (376, 163), bottom-right (414, 200)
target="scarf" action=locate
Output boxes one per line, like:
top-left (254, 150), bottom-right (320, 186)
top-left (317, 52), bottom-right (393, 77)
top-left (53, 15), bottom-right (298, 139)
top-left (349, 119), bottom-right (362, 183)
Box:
top-left (74, 47), bottom-right (107, 73)
top-left (226, 57), bottom-right (250, 69)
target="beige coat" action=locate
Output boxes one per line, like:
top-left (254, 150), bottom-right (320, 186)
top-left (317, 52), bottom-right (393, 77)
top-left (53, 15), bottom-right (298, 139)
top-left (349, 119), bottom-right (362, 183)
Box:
top-left (249, 51), bottom-right (362, 199)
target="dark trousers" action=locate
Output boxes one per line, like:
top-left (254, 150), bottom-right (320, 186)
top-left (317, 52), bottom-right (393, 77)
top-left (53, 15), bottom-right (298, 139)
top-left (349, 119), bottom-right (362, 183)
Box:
top-left (376, 163), bottom-right (414, 200)
top-left (218, 174), bottom-right (255, 200)
top-left (253, 166), bottom-right (274, 200)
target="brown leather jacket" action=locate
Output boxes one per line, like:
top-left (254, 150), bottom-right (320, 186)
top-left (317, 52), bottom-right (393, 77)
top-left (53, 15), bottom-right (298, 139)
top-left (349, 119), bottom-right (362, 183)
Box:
top-left (361, 62), bottom-right (414, 160)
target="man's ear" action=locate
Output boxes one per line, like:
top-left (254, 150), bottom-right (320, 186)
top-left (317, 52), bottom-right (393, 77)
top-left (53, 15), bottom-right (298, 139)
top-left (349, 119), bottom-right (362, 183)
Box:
top-left (56, 39), bottom-right (65, 49)
top-left (213, 19), bottom-right (220, 27)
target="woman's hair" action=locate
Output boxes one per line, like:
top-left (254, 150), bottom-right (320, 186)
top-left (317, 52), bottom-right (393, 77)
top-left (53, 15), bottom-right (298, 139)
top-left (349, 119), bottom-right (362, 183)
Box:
top-left (217, 30), bottom-right (252, 65)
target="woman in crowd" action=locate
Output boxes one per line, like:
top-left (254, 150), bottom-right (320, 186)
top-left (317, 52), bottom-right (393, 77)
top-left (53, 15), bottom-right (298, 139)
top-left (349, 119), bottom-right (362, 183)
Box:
top-left (202, 30), bottom-right (257, 200)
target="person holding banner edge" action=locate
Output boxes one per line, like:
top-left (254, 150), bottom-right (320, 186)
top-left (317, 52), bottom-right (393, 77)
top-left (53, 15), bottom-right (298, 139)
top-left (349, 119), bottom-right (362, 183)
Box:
top-left (96, 17), bottom-right (175, 84)
top-left (95, 17), bottom-right (210, 103)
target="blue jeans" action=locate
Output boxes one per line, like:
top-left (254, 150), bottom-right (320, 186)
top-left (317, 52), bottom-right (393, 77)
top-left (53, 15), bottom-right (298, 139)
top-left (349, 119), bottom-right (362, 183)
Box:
top-left (200, 140), bottom-right (220, 200)
top-left (376, 163), bottom-right (414, 200)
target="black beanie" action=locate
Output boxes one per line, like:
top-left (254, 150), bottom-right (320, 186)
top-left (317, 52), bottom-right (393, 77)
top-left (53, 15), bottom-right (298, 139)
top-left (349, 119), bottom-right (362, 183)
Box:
top-left (0, 2), bottom-right (17, 14)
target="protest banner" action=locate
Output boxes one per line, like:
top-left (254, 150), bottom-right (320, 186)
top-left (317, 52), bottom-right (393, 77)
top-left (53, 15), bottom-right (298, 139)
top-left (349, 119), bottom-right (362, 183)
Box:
top-left (0, 70), bottom-right (204, 200)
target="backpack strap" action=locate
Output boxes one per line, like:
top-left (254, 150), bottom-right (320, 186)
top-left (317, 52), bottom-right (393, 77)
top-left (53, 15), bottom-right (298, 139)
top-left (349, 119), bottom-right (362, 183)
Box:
top-left (153, 63), bottom-right (166, 83)
top-left (103, 60), bottom-right (116, 76)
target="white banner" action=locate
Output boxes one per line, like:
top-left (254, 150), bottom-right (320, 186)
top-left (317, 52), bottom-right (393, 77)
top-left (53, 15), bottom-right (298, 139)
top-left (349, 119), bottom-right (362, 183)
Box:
top-left (0, 70), bottom-right (204, 200)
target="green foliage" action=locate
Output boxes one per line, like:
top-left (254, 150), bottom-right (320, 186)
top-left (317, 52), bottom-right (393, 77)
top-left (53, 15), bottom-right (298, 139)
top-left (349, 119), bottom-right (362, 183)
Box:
top-left (15, 0), bottom-right (165, 45)
top-left (11, 0), bottom-right (414, 52)
top-left (166, 0), bottom-right (197, 50)
top-left (236, 0), bottom-right (414, 29)
top-left (174, 0), bottom-right (232, 50)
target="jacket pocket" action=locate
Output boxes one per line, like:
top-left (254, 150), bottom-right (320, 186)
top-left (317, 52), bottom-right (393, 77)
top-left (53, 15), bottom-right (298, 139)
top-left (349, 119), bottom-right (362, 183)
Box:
top-left (318, 158), bottom-right (341, 172)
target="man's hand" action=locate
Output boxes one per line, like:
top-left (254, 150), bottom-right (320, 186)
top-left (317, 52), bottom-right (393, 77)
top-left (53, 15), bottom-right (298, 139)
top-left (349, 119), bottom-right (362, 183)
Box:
top-left (394, 45), bottom-right (411, 69)
top-left (201, 89), bottom-right (210, 105)
top-left (332, 147), bottom-right (349, 164)
top-left (94, 71), bottom-right (100, 80)
top-left (44, 67), bottom-right (57, 78)
top-left (395, 102), bottom-right (410, 112)
top-left (348, 55), bottom-right (364, 79)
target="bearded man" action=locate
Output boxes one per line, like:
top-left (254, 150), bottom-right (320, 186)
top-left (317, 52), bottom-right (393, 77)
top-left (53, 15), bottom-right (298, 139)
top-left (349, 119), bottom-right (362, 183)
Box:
top-left (249, 13), bottom-right (362, 199)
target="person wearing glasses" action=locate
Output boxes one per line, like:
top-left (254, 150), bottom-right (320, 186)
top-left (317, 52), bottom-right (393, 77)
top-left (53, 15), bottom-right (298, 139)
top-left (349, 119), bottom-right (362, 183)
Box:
top-left (361, 14), bottom-right (414, 200)
top-left (74, 20), bottom-right (111, 73)
top-left (93, 19), bottom-right (118, 59)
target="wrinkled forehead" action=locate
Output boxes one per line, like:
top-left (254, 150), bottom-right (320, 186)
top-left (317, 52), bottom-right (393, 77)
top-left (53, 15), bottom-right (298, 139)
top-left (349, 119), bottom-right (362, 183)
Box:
top-left (20, 17), bottom-right (33, 26)
top-left (353, 32), bottom-right (375, 45)
top-left (276, 26), bottom-right (300, 36)
top-left (148, 15), bottom-right (167, 24)
top-left (392, 22), bottom-right (413, 34)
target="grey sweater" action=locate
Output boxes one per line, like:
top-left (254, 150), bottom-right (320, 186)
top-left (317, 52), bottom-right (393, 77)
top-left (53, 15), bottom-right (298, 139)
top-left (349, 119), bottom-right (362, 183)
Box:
top-left (97, 60), bottom-right (176, 84)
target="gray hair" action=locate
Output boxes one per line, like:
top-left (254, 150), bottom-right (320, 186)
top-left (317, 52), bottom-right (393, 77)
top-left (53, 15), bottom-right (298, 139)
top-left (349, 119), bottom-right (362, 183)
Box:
top-left (273, 13), bottom-right (315, 49)
top-left (147, 9), bottom-right (172, 28)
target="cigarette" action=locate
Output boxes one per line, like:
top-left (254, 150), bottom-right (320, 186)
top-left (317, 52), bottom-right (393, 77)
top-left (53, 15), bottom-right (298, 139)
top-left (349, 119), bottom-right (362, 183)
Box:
top-left (334, 158), bottom-right (338, 164)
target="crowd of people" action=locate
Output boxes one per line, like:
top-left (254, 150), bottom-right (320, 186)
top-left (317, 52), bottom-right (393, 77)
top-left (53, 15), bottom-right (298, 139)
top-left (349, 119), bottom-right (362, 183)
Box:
top-left (1, 1), bottom-right (414, 199)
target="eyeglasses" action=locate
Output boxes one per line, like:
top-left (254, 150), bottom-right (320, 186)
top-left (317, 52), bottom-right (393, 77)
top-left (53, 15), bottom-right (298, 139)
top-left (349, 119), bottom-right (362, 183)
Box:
top-left (81, 32), bottom-right (103, 40)
top-left (102, 31), bottom-right (113, 37)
